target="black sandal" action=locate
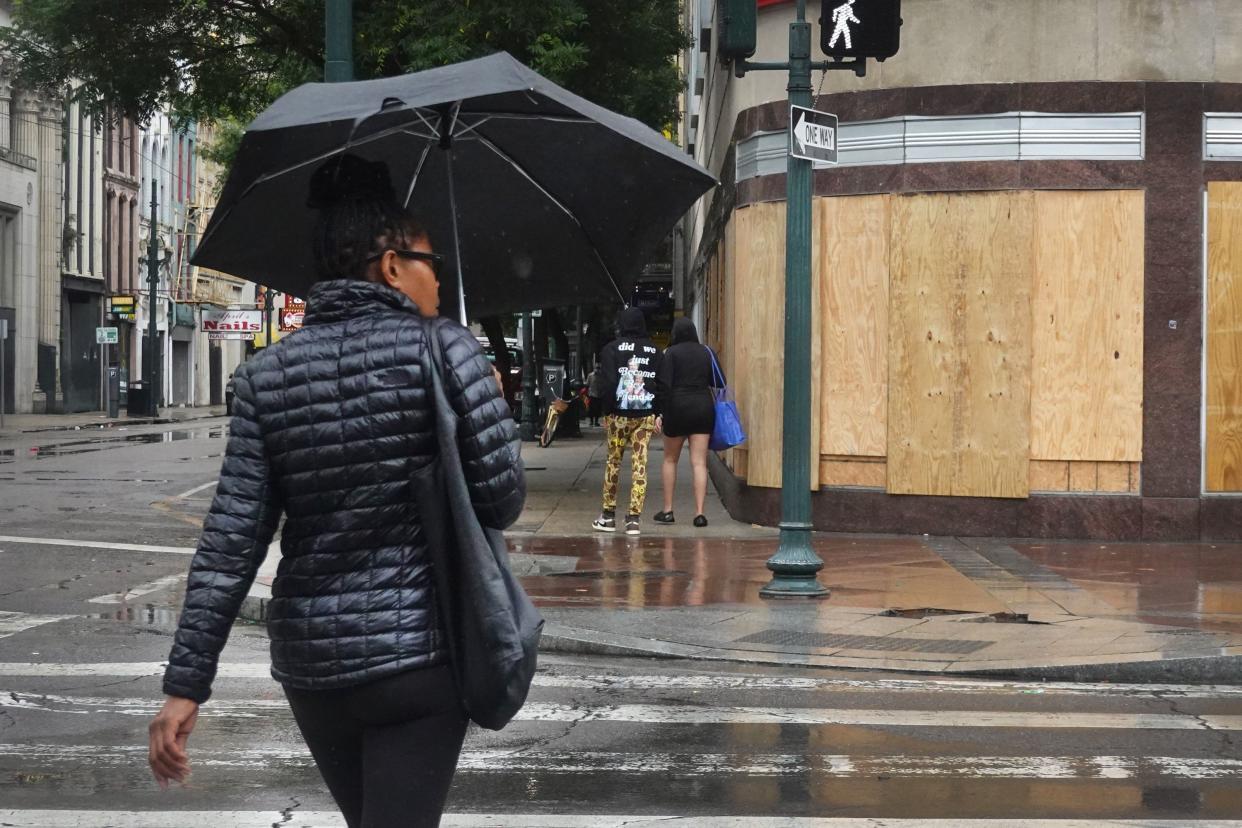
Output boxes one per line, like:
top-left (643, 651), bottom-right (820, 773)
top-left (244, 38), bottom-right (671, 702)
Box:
top-left (693, 514), bottom-right (708, 528)
top-left (653, 511), bottom-right (675, 524)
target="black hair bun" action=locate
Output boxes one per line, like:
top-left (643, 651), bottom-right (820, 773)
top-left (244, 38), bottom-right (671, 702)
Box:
top-left (307, 154), bottom-right (396, 208)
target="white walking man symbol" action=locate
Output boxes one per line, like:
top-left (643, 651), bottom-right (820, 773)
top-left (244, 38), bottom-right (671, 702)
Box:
top-left (828, 0), bottom-right (860, 50)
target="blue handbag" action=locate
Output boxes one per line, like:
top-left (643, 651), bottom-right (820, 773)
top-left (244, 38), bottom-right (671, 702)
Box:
top-left (706, 347), bottom-right (746, 452)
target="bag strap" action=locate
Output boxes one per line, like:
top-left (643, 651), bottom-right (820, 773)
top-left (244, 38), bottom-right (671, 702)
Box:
top-left (705, 345), bottom-right (725, 388)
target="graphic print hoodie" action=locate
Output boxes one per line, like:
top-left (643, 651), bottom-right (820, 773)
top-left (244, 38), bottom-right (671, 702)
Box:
top-left (598, 307), bottom-right (663, 419)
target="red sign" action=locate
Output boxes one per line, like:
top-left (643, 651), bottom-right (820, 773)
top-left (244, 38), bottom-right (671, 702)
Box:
top-left (280, 299), bottom-right (306, 332)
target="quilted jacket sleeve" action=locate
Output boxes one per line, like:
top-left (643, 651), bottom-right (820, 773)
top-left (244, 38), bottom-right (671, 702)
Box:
top-left (437, 320), bottom-right (526, 530)
top-left (162, 367), bottom-right (282, 703)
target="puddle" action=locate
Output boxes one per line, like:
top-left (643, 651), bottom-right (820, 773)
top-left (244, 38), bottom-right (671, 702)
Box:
top-left (13, 427), bottom-right (226, 460)
top-left (95, 603), bottom-right (180, 626)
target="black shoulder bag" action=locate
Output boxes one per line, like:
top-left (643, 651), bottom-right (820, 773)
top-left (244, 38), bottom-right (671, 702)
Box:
top-left (415, 317), bottom-right (543, 730)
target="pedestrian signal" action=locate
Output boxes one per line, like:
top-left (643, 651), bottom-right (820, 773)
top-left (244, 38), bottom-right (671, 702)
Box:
top-left (819, 0), bottom-right (901, 61)
top-left (717, 0), bottom-right (757, 61)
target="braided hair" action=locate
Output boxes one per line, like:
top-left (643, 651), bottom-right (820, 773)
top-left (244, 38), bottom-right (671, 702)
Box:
top-left (307, 154), bottom-right (426, 282)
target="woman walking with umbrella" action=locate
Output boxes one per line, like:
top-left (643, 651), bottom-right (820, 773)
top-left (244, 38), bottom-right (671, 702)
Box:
top-left (148, 155), bottom-right (524, 827)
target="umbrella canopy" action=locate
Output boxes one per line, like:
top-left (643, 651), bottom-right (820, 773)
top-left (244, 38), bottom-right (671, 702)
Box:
top-left (192, 52), bottom-right (717, 319)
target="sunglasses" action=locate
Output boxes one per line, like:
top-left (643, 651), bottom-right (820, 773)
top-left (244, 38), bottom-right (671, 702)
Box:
top-left (366, 248), bottom-right (444, 277)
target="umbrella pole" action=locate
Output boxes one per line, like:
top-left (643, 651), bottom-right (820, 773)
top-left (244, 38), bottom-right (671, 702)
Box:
top-left (444, 151), bottom-right (467, 325)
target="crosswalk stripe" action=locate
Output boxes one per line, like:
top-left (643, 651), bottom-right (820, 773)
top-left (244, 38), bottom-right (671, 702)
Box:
top-left (0, 535), bottom-right (197, 555)
top-left (3, 693), bottom-right (1240, 730)
top-left (0, 813), bottom-right (1240, 828)
top-left (1, 744), bottom-right (1237, 780)
top-left (86, 574), bottom-right (186, 604)
top-left (0, 662), bottom-right (1239, 699)
top-left (0, 612), bottom-right (75, 640)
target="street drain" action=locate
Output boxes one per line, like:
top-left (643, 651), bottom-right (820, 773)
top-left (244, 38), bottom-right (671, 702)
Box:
top-left (733, 629), bottom-right (992, 654)
top-left (962, 612), bottom-right (1048, 624)
top-left (882, 608), bottom-right (973, 619)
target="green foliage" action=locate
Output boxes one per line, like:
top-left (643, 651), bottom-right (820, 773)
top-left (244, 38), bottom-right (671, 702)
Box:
top-left (3, 0), bottom-right (690, 156)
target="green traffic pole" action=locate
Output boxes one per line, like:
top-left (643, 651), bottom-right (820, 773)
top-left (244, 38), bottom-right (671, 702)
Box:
top-left (324, 0), bottom-right (354, 83)
top-left (760, 0), bottom-right (828, 599)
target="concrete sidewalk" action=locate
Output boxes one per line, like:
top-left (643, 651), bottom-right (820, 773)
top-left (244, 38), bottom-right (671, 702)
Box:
top-left (0, 405), bottom-right (227, 440)
top-left (237, 425), bottom-right (1242, 682)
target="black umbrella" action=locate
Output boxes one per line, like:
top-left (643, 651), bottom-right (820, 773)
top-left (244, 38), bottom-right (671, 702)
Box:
top-left (192, 52), bottom-right (717, 320)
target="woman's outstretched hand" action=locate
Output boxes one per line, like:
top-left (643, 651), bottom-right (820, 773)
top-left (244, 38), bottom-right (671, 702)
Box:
top-left (148, 695), bottom-right (199, 788)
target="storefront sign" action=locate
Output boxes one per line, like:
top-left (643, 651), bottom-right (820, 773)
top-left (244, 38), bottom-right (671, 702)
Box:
top-left (280, 299), bottom-right (306, 332)
top-left (108, 295), bottom-right (136, 321)
top-left (95, 326), bottom-right (119, 345)
top-left (202, 309), bottom-right (261, 340)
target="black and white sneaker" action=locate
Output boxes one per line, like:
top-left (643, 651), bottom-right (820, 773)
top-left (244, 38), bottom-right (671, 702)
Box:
top-left (592, 514), bottom-right (616, 533)
top-left (625, 515), bottom-right (641, 535)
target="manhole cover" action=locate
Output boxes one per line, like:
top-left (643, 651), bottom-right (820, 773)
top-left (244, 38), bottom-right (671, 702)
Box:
top-left (734, 629), bottom-right (992, 654)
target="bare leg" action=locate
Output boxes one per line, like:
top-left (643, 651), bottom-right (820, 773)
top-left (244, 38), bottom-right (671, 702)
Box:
top-left (689, 433), bottom-right (711, 516)
top-left (661, 435), bottom-right (685, 513)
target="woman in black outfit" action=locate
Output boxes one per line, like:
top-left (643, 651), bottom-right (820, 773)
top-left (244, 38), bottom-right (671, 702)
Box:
top-left (653, 318), bottom-right (724, 527)
top-left (148, 155), bottom-right (523, 828)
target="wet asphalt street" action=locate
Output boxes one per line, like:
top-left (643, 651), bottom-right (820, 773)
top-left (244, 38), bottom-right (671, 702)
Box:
top-left (0, 419), bottom-right (1239, 826)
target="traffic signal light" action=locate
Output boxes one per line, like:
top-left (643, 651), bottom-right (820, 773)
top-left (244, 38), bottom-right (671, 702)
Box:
top-left (820, 0), bottom-right (902, 61)
top-left (717, 0), bottom-right (757, 62)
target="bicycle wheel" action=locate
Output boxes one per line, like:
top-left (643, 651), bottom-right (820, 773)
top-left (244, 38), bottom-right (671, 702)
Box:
top-left (539, 410), bottom-right (560, 447)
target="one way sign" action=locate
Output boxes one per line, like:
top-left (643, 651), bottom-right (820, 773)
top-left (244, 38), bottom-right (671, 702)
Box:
top-left (789, 105), bottom-right (838, 164)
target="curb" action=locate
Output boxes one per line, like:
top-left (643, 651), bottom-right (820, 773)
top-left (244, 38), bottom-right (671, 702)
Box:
top-left (535, 624), bottom-right (1242, 685)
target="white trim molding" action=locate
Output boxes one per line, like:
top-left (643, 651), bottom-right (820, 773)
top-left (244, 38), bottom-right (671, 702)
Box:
top-left (736, 112), bottom-right (1145, 182)
top-left (1205, 113), bottom-right (1242, 160)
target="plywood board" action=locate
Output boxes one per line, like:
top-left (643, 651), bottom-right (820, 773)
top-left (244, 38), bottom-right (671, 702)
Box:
top-left (818, 195), bottom-right (890, 457)
top-left (1207, 182), bottom-right (1242, 491)
top-left (952, 191), bottom-right (1033, 499)
top-left (1031, 190), bottom-right (1144, 462)
top-left (888, 194), bottom-right (957, 496)
top-left (1096, 461), bottom-right (1131, 492)
top-left (820, 457), bottom-right (886, 488)
top-left (1069, 461), bottom-right (1097, 492)
top-left (730, 202), bottom-right (821, 490)
top-left (1030, 460), bottom-right (1069, 491)
top-left (731, 202), bottom-right (787, 489)
top-left (888, 192), bottom-right (1031, 498)
top-left (732, 447), bottom-right (749, 479)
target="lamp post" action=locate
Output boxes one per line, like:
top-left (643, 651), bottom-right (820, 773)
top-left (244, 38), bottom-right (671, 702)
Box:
top-left (324, 0), bottom-right (354, 82)
top-left (519, 312), bottom-right (538, 441)
top-left (146, 184), bottom-right (160, 417)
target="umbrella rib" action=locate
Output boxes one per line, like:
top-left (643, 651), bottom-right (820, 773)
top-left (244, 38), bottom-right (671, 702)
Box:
top-left (472, 133), bottom-right (626, 307)
top-left (403, 144), bottom-right (432, 209)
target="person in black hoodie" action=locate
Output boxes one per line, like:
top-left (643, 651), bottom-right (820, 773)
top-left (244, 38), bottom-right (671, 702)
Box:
top-left (148, 155), bottom-right (523, 828)
top-left (592, 307), bottom-right (662, 534)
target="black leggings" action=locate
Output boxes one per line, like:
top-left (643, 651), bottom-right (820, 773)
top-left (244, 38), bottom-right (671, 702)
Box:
top-left (284, 664), bottom-right (468, 828)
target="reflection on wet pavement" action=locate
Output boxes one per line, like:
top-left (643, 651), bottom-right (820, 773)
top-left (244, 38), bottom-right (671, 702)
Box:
top-left (1016, 541), bottom-right (1242, 635)
top-left (0, 427), bottom-right (225, 462)
top-left (514, 535), bottom-right (1242, 637)
top-left (514, 535), bottom-right (1006, 613)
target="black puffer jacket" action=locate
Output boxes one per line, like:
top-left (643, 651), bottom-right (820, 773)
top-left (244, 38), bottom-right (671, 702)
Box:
top-left (163, 280), bottom-right (524, 703)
